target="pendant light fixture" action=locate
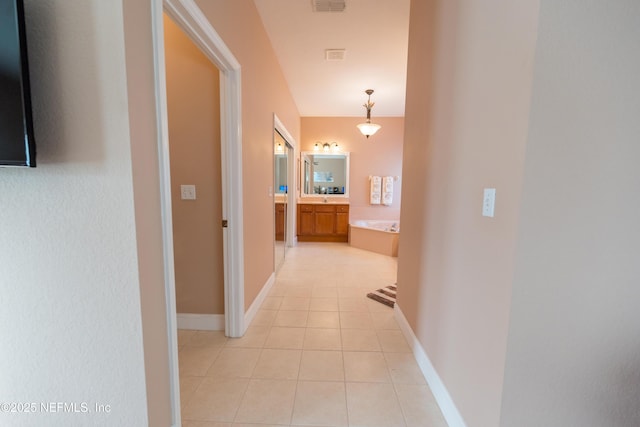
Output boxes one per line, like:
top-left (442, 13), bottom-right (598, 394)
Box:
top-left (356, 89), bottom-right (381, 138)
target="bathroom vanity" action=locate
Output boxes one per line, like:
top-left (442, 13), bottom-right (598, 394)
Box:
top-left (297, 151), bottom-right (350, 242)
top-left (297, 203), bottom-right (349, 242)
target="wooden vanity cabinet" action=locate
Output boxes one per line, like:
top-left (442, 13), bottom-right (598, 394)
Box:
top-left (298, 204), bottom-right (315, 236)
top-left (297, 203), bottom-right (349, 242)
top-left (275, 203), bottom-right (285, 241)
top-left (336, 206), bottom-right (349, 235)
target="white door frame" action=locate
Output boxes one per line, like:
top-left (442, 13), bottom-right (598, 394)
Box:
top-left (151, 0), bottom-right (245, 424)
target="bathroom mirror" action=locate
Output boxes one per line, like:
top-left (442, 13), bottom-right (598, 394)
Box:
top-left (300, 152), bottom-right (350, 198)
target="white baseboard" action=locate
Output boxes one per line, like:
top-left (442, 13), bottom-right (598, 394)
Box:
top-left (394, 304), bottom-right (467, 427)
top-left (177, 313), bottom-right (225, 331)
top-left (244, 272), bottom-right (275, 329)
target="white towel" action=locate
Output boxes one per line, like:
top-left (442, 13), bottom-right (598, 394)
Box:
top-left (370, 176), bottom-right (382, 205)
top-left (382, 176), bottom-right (394, 206)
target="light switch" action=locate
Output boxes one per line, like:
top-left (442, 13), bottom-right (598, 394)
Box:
top-left (181, 184), bottom-right (196, 200)
top-left (482, 188), bottom-right (496, 217)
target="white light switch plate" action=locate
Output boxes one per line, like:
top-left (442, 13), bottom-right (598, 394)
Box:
top-left (181, 185), bottom-right (196, 200)
top-left (483, 188), bottom-right (496, 217)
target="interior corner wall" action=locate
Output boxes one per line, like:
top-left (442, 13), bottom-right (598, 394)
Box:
top-left (500, 1), bottom-right (640, 426)
top-left (164, 13), bottom-right (224, 315)
top-left (300, 117), bottom-right (404, 221)
top-left (194, 0), bottom-right (301, 311)
top-left (396, 0), bottom-right (539, 426)
top-left (123, 1), bottom-right (172, 425)
top-left (0, 0), bottom-right (149, 425)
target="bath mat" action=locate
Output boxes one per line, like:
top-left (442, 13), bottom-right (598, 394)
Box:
top-left (367, 283), bottom-right (397, 308)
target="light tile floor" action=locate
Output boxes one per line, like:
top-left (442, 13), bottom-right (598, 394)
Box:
top-left (179, 243), bottom-right (448, 427)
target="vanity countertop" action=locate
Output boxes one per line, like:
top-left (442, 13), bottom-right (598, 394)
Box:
top-left (298, 200), bottom-right (349, 205)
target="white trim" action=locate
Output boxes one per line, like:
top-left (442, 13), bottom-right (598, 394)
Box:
top-left (394, 304), bottom-right (467, 427)
top-left (163, 0), bottom-right (240, 70)
top-left (150, 1), bottom-right (181, 425)
top-left (153, 0), bottom-right (245, 424)
top-left (244, 273), bottom-right (276, 328)
top-left (177, 313), bottom-right (225, 331)
top-left (220, 66), bottom-right (245, 338)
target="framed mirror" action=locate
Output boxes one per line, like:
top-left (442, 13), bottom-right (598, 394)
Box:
top-left (300, 152), bottom-right (350, 198)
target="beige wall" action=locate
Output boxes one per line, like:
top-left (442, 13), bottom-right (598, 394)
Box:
top-left (123, 1), bottom-right (172, 425)
top-left (164, 14), bottom-right (224, 314)
top-left (195, 0), bottom-right (301, 310)
top-left (301, 117), bottom-right (404, 221)
top-left (397, 0), bottom-right (539, 426)
top-left (500, 1), bottom-right (640, 426)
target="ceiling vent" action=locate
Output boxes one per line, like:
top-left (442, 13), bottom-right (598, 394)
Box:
top-left (325, 49), bottom-right (346, 61)
top-left (312, 0), bottom-right (346, 12)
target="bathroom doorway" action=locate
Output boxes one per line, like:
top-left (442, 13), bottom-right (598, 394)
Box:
top-left (274, 130), bottom-right (291, 270)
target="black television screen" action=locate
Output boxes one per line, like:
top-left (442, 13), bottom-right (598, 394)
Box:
top-left (0, 0), bottom-right (36, 167)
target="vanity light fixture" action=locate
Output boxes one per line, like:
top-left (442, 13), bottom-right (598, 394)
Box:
top-left (314, 141), bottom-right (341, 152)
top-left (276, 142), bottom-right (284, 152)
top-left (356, 89), bottom-right (381, 138)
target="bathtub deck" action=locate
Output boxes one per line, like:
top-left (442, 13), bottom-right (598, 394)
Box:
top-left (349, 225), bottom-right (399, 257)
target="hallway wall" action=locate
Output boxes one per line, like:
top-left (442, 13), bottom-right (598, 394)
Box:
top-left (0, 0), bottom-right (150, 425)
top-left (123, 0), bottom-right (172, 424)
top-left (397, 0), bottom-right (540, 425)
top-left (501, 1), bottom-right (640, 425)
top-left (194, 0), bottom-right (301, 311)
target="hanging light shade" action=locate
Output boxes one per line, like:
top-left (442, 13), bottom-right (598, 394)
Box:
top-left (357, 122), bottom-right (382, 137)
top-left (356, 89), bottom-right (381, 138)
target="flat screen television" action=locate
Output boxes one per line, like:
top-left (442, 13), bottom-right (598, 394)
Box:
top-left (0, 0), bottom-right (36, 167)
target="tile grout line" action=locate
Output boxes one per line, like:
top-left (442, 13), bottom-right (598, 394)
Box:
top-left (180, 244), bottom-right (415, 426)
top-left (229, 376), bottom-right (250, 425)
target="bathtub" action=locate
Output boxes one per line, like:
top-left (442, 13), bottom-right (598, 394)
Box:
top-left (349, 220), bottom-right (400, 257)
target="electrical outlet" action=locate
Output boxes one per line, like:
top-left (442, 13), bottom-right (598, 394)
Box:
top-left (181, 185), bottom-right (196, 200)
top-left (482, 188), bottom-right (496, 217)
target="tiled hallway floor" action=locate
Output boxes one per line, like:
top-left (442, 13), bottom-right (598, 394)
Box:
top-left (178, 243), bottom-right (447, 427)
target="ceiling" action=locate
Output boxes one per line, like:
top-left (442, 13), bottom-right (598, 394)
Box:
top-left (253, 0), bottom-right (410, 117)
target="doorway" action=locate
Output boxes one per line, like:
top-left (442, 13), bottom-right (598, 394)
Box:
top-left (153, 0), bottom-right (245, 423)
top-left (274, 128), bottom-right (296, 271)
top-left (273, 115), bottom-right (297, 273)
top-left (164, 13), bottom-right (225, 322)
top-left (274, 130), bottom-right (288, 271)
